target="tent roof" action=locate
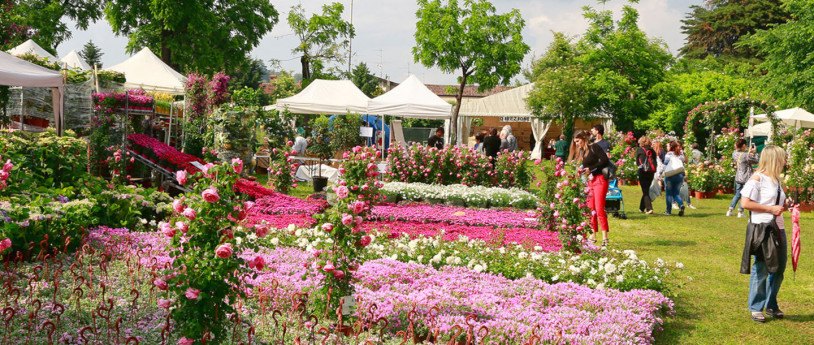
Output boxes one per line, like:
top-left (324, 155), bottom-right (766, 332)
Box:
top-left (745, 121), bottom-right (772, 137)
top-left (367, 74), bottom-right (451, 118)
top-left (0, 51), bottom-right (64, 87)
top-left (7, 39), bottom-right (57, 62)
top-left (105, 47), bottom-right (186, 95)
top-left (270, 79), bottom-right (370, 114)
top-left (755, 107), bottom-right (814, 129)
top-left (458, 83), bottom-right (534, 117)
top-left (60, 50), bottom-right (91, 70)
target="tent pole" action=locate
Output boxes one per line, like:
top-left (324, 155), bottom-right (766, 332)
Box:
top-left (20, 88), bottom-right (24, 132)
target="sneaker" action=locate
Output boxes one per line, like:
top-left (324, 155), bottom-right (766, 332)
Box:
top-left (726, 209), bottom-right (734, 217)
top-left (679, 206), bottom-right (685, 216)
top-left (688, 204), bottom-right (697, 210)
top-left (738, 212), bottom-right (747, 218)
top-left (662, 211), bottom-right (671, 216)
top-left (645, 210), bottom-right (654, 215)
top-left (673, 204), bottom-right (680, 210)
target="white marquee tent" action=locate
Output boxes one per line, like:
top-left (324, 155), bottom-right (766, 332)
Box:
top-left (60, 50), bottom-right (91, 70)
top-left (457, 83), bottom-right (552, 158)
top-left (0, 51), bottom-right (64, 133)
top-left (745, 121), bottom-right (772, 138)
top-left (754, 107), bottom-right (814, 129)
top-left (7, 39), bottom-right (57, 61)
top-left (269, 79), bottom-right (370, 114)
top-left (368, 75), bottom-right (452, 118)
top-left (106, 47), bottom-right (186, 95)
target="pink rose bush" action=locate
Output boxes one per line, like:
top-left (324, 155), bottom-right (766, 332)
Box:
top-left (267, 144), bottom-right (297, 194)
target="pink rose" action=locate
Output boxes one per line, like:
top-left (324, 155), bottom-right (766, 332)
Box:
top-left (254, 223), bottom-right (269, 238)
top-left (243, 201), bottom-right (255, 211)
top-left (2, 160), bottom-right (12, 172)
top-left (334, 185), bottom-right (349, 199)
top-left (129, 157), bottom-right (135, 163)
top-left (248, 256), bottom-right (266, 270)
top-left (351, 201), bottom-right (365, 214)
top-left (178, 337), bottom-right (195, 345)
top-left (183, 208), bottom-right (197, 221)
top-left (0, 171), bottom-right (8, 181)
top-left (215, 243), bottom-right (233, 259)
top-left (323, 261), bottom-right (335, 272)
top-left (202, 163), bottom-right (215, 177)
top-left (154, 278), bottom-right (168, 291)
top-left (185, 288), bottom-right (201, 300)
top-left (360, 235), bottom-right (371, 247)
top-left (341, 214), bottom-right (353, 226)
top-left (321, 223), bottom-right (334, 232)
top-left (0, 238), bottom-right (11, 251)
top-left (231, 158), bottom-right (243, 174)
top-left (172, 199), bottom-right (185, 213)
top-left (175, 221), bottom-right (189, 234)
top-left (332, 270), bottom-right (345, 279)
top-left (355, 216), bottom-right (363, 225)
top-left (159, 222), bottom-right (175, 237)
top-left (338, 167), bottom-right (346, 174)
top-left (176, 170), bottom-right (187, 185)
top-left (202, 187), bottom-right (220, 203)
top-left (158, 299), bottom-right (172, 309)
top-left (352, 146), bottom-right (362, 153)
top-left (114, 155), bottom-right (121, 162)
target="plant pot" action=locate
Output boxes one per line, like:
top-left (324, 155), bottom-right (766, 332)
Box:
top-left (706, 191), bottom-right (717, 199)
top-left (627, 179), bottom-right (638, 186)
top-left (313, 176), bottom-right (329, 192)
top-left (694, 191), bottom-right (707, 199)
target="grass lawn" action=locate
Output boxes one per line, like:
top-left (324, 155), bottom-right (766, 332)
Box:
top-left (611, 184), bottom-right (814, 344)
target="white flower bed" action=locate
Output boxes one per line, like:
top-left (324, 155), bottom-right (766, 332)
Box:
top-left (380, 182), bottom-right (538, 209)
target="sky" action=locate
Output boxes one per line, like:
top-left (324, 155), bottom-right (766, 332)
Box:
top-left (56, 0), bottom-right (700, 85)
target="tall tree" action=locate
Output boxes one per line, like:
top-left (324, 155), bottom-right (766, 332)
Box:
top-left (104, 0), bottom-right (278, 74)
top-left (413, 0), bottom-right (529, 143)
top-left (288, 3), bottom-right (355, 81)
top-left (578, 1), bottom-right (673, 131)
top-left (679, 0), bottom-right (788, 63)
top-left (742, 0), bottom-right (814, 110)
top-left (79, 40), bottom-right (104, 68)
top-left (228, 58), bottom-right (270, 90)
top-left (349, 62), bottom-right (381, 97)
top-left (7, 0), bottom-right (103, 53)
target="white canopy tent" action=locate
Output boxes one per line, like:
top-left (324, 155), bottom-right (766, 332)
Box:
top-left (7, 39), bottom-right (57, 61)
top-left (106, 47), bottom-right (186, 95)
top-left (0, 51), bottom-right (64, 133)
top-left (754, 107), bottom-right (814, 129)
top-left (59, 50), bottom-right (91, 70)
top-left (745, 121), bottom-right (772, 138)
top-left (368, 75), bottom-right (452, 118)
top-left (269, 79), bottom-right (370, 114)
top-left (457, 83), bottom-right (552, 159)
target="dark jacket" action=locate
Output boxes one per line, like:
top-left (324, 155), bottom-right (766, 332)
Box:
top-left (428, 135), bottom-right (443, 149)
top-left (741, 220), bottom-right (784, 274)
top-left (582, 143), bottom-right (609, 177)
top-left (483, 135), bottom-right (501, 158)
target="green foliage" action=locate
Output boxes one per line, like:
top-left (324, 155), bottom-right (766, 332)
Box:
top-left (228, 58), bottom-right (270, 90)
top-left (349, 62), bottom-right (382, 97)
top-left (267, 70), bottom-right (301, 104)
top-left (684, 94), bottom-right (777, 150)
top-left (288, 2), bottom-right (355, 81)
top-left (104, 0), bottom-right (279, 74)
top-left (413, 0), bottom-right (529, 142)
top-left (307, 114), bottom-right (337, 162)
top-left (13, 53), bottom-right (60, 70)
top-left (7, 0), bottom-right (103, 53)
top-left (259, 109), bottom-right (295, 149)
top-left (231, 87), bottom-right (265, 108)
top-left (0, 0), bottom-right (33, 51)
top-left (267, 143), bottom-right (296, 194)
top-left (680, 0), bottom-right (788, 64)
top-left (742, 0), bottom-right (814, 110)
top-left (79, 40), bottom-right (104, 68)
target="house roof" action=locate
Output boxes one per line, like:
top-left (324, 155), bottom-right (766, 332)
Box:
top-left (424, 84), bottom-right (514, 98)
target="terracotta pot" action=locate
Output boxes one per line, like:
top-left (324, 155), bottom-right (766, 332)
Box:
top-left (799, 202), bottom-right (814, 213)
top-left (706, 191), bottom-right (717, 199)
top-left (694, 191), bottom-right (707, 199)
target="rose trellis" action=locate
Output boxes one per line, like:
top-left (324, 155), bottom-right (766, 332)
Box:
top-left (683, 93), bottom-right (779, 157)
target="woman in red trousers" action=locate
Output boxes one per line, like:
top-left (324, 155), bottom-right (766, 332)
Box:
top-left (573, 130), bottom-right (611, 246)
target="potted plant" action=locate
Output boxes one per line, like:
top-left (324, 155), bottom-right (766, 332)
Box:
top-left (308, 115), bottom-right (336, 192)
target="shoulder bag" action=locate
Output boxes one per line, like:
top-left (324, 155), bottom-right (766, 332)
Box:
top-left (663, 154), bottom-right (685, 177)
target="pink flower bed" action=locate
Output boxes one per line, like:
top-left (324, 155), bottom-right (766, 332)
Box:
top-left (127, 134), bottom-right (205, 172)
top-left (233, 178), bottom-right (277, 198)
top-left (250, 193), bottom-right (328, 215)
top-left (370, 202), bottom-right (539, 229)
top-left (362, 221), bottom-right (561, 250)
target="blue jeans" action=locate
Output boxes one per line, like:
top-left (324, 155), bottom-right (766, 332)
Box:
top-left (729, 181), bottom-right (745, 211)
top-left (664, 173), bottom-right (684, 213)
top-left (748, 229), bottom-right (787, 312)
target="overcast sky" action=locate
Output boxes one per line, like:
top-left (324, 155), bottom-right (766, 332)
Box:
top-left (56, 0), bottom-right (699, 85)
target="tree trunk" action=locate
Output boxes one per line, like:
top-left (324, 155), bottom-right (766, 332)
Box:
top-left (160, 29), bottom-right (175, 71)
top-left (452, 73), bottom-right (468, 146)
top-left (301, 55), bottom-right (311, 81)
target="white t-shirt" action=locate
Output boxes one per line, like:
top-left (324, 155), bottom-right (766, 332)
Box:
top-left (740, 172), bottom-right (785, 229)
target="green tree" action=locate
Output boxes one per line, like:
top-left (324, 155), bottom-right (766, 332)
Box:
top-left (578, 1), bottom-right (673, 131)
top-left (742, 0), bottom-right (814, 110)
top-left (526, 32), bottom-right (594, 141)
top-left (680, 0), bottom-right (788, 64)
top-left (228, 58), bottom-right (270, 90)
top-left (104, 0), bottom-right (278, 74)
top-left (268, 71), bottom-right (301, 104)
top-left (288, 2), bottom-right (355, 81)
top-left (413, 0), bottom-right (529, 143)
top-left (349, 62), bottom-right (382, 97)
top-left (8, 0), bottom-right (103, 53)
top-left (79, 40), bottom-right (104, 68)
top-left (0, 0), bottom-right (33, 51)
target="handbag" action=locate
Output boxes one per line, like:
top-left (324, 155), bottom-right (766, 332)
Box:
top-left (602, 160), bottom-right (617, 181)
top-left (663, 154), bottom-right (685, 178)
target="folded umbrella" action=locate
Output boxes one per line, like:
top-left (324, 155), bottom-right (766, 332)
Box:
top-left (792, 205), bottom-right (801, 276)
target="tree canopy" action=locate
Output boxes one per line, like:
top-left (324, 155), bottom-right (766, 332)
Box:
top-left (104, 0), bottom-right (278, 74)
top-left (4, 0), bottom-right (103, 53)
top-left (349, 62), bottom-right (382, 98)
top-left (79, 40), bottom-right (103, 68)
top-left (288, 2), bottom-right (355, 82)
top-left (413, 0), bottom-right (529, 143)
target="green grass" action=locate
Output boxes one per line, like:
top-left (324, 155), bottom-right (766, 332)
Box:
top-left (610, 185), bottom-right (814, 344)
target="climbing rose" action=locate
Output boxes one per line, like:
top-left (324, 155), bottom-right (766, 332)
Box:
top-left (202, 187), bottom-right (220, 203)
top-left (175, 221), bottom-right (189, 234)
top-left (183, 208), bottom-right (197, 221)
top-left (185, 288), bottom-right (201, 300)
top-left (0, 238), bottom-right (10, 251)
top-left (334, 185), bottom-right (349, 199)
top-left (176, 170), bottom-right (187, 185)
top-left (254, 223), bottom-right (269, 238)
top-left (154, 278), bottom-right (168, 291)
top-left (322, 223), bottom-right (334, 232)
top-left (215, 243), bottom-right (233, 258)
top-left (231, 158), bottom-right (243, 174)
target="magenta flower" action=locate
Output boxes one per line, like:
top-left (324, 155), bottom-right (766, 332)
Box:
top-left (0, 238), bottom-right (10, 251)
top-left (2, 159), bottom-right (13, 172)
top-left (185, 288), bottom-right (201, 300)
top-left (159, 222), bottom-right (175, 237)
top-left (334, 185), bottom-right (350, 199)
top-left (172, 198), bottom-right (185, 213)
top-left (254, 223), bottom-right (269, 238)
top-left (231, 158), bottom-right (243, 174)
top-left (176, 170), bottom-right (188, 185)
top-left (341, 214), bottom-right (354, 226)
top-left (322, 223), bottom-right (334, 232)
top-left (178, 337), bottom-right (194, 345)
top-left (154, 278), bottom-right (168, 291)
top-left (158, 299), bottom-right (172, 309)
top-left (183, 208), bottom-right (197, 221)
top-left (175, 221), bottom-right (189, 234)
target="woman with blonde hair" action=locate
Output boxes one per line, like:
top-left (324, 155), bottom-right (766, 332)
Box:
top-left (740, 145), bottom-right (791, 323)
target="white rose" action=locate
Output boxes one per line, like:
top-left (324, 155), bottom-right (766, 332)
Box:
top-left (604, 263), bottom-right (617, 274)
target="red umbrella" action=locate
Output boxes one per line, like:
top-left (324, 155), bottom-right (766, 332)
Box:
top-left (791, 205), bottom-right (801, 275)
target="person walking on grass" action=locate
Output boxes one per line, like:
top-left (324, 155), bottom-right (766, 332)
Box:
top-left (660, 140), bottom-right (686, 216)
top-left (740, 145), bottom-right (791, 323)
top-left (552, 134), bottom-right (568, 161)
top-left (636, 135), bottom-right (657, 214)
top-left (591, 124), bottom-right (611, 157)
top-left (729, 139), bottom-right (760, 218)
top-left (574, 130), bottom-right (611, 246)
